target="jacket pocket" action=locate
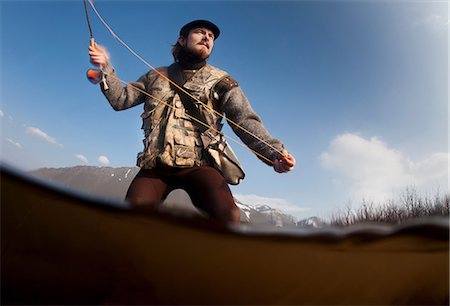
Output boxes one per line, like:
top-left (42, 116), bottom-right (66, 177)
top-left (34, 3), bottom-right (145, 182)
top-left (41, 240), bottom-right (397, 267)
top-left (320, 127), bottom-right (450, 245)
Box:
top-left (140, 109), bottom-right (155, 131)
top-left (173, 132), bottom-right (202, 167)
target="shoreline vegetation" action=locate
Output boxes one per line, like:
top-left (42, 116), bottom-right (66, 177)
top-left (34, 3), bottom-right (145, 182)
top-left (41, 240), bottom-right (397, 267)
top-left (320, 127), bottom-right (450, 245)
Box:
top-left (330, 187), bottom-right (449, 226)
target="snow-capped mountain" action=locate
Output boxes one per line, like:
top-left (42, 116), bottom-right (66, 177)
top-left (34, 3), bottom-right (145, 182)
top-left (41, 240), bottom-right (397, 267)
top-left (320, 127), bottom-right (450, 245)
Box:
top-left (296, 216), bottom-right (326, 228)
top-left (235, 200), bottom-right (297, 227)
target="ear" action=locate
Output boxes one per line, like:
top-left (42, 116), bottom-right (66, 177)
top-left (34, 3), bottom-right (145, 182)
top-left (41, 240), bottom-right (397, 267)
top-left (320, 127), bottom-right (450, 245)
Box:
top-left (178, 36), bottom-right (186, 47)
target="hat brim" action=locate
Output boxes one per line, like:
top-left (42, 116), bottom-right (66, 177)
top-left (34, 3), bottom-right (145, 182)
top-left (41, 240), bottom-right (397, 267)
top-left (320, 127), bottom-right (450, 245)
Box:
top-left (180, 20), bottom-right (220, 40)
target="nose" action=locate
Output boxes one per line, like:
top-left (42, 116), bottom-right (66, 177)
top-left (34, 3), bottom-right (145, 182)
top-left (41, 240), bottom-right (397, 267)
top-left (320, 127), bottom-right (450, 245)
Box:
top-left (202, 31), bottom-right (214, 42)
top-left (202, 34), bottom-right (210, 42)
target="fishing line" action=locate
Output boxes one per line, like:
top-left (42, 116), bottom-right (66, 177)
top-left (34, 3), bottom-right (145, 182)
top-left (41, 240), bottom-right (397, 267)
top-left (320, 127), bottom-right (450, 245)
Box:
top-left (86, 0), bottom-right (284, 158)
top-left (103, 72), bottom-right (274, 165)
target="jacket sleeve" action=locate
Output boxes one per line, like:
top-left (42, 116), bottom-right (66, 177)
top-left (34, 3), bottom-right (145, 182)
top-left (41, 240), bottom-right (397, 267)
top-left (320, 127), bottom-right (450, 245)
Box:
top-left (220, 85), bottom-right (285, 166)
top-left (100, 63), bottom-right (149, 111)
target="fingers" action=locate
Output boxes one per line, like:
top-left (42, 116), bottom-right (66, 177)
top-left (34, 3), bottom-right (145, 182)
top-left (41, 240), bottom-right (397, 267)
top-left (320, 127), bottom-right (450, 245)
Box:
top-left (273, 152), bottom-right (296, 173)
top-left (273, 159), bottom-right (292, 173)
top-left (88, 43), bottom-right (109, 67)
top-left (273, 160), bottom-right (286, 173)
top-left (283, 153), bottom-right (296, 168)
top-left (89, 54), bottom-right (107, 67)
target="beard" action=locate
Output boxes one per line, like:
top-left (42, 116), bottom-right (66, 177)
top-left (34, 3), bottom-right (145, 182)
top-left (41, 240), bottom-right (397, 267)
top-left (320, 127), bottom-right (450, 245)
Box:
top-left (192, 45), bottom-right (210, 61)
top-left (177, 45), bottom-right (210, 65)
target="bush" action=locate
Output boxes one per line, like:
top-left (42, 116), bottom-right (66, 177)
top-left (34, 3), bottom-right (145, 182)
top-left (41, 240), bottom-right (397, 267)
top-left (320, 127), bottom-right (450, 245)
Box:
top-left (330, 187), bottom-right (449, 226)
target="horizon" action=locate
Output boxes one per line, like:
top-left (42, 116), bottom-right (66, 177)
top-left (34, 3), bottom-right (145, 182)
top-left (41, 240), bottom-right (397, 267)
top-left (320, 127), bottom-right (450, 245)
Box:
top-left (17, 163), bottom-right (450, 222)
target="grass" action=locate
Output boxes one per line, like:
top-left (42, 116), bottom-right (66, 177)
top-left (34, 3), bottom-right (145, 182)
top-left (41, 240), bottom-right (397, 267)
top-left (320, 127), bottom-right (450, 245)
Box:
top-left (330, 187), bottom-right (449, 226)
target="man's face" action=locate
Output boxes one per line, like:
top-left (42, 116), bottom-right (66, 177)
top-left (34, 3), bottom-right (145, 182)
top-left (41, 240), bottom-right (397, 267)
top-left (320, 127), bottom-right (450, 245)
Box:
top-left (178, 27), bottom-right (215, 60)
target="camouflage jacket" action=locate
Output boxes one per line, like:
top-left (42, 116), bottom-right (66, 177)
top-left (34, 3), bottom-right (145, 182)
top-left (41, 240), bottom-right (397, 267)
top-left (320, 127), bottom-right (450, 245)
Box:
top-left (101, 62), bottom-right (285, 169)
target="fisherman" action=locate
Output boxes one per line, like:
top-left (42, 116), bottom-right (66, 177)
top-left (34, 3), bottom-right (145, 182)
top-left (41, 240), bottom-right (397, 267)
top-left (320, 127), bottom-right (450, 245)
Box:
top-left (88, 20), bottom-right (296, 224)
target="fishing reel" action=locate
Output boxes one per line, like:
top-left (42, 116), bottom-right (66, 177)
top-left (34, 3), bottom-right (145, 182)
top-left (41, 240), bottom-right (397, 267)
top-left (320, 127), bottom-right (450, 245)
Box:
top-left (86, 68), bottom-right (109, 90)
top-left (86, 69), bottom-right (103, 85)
top-left (86, 69), bottom-right (102, 84)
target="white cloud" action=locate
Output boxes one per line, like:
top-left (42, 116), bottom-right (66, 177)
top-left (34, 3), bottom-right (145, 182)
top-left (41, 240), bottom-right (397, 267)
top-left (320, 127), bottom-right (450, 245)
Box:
top-left (409, 153), bottom-right (449, 184)
top-left (98, 155), bottom-right (110, 166)
top-left (6, 138), bottom-right (22, 149)
top-left (234, 194), bottom-right (308, 214)
top-left (75, 154), bottom-right (89, 164)
top-left (320, 133), bottom-right (448, 202)
top-left (0, 110), bottom-right (4, 118)
top-left (25, 126), bottom-right (63, 148)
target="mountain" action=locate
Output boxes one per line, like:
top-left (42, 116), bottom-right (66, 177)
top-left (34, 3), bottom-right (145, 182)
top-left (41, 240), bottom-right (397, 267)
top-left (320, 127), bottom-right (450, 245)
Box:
top-left (296, 216), bottom-right (327, 228)
top-left (31, 166), bottom-right (138, 200)
top-left (30, 166), bottom-right (322, 227)
top-left (235, 200), bottom-right (297, 227)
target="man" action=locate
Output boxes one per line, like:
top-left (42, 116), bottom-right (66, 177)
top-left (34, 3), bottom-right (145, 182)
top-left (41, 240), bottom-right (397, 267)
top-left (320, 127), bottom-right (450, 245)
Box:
top-left (88, 20), bottom-right (296, 224)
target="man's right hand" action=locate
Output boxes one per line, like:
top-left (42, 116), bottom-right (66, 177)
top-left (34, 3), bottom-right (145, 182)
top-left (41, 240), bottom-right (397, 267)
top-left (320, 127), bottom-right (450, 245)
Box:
top-left (88, 43), bottom-right (109, 67)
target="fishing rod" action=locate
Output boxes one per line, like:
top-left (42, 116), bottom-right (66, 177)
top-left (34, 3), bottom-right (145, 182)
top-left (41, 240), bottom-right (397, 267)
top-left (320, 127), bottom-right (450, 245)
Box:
top-left (84, 0), bottom-right (108, 89)
top-left (84, 0), bottom-right (288, 163)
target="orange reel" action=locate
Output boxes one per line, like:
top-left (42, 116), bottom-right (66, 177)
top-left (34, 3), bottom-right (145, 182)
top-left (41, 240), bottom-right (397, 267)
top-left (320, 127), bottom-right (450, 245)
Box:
top-left (86, 69), bottom-right (103, 84)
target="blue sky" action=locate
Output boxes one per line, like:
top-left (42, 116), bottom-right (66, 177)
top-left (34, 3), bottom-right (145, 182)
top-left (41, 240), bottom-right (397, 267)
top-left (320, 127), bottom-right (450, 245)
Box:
top-left (1, 0), bottom-right (448, 219)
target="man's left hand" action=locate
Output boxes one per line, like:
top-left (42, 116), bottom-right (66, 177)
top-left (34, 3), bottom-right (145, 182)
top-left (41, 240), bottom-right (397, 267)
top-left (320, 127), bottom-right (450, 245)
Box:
top-left (273, 151), bottom-right (296, 173)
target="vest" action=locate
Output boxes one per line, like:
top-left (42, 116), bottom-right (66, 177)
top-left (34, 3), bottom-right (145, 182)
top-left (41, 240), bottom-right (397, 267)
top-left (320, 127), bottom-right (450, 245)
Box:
top-left (137, 64), bottom-right (228, 169)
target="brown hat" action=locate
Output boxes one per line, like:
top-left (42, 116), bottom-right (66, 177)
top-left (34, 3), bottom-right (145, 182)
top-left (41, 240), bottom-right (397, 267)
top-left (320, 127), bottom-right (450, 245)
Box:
top-left (179, 20), bottom-right (220, 40)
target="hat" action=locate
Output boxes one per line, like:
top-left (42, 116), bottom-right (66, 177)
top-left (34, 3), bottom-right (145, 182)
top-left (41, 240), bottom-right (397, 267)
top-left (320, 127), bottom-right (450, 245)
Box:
top-left (179, 20), bottom-right (220, 40)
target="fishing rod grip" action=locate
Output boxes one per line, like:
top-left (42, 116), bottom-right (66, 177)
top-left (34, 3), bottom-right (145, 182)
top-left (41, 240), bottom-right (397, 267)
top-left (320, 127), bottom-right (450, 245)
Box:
top-left (89, 37), bottom-right (109, 90)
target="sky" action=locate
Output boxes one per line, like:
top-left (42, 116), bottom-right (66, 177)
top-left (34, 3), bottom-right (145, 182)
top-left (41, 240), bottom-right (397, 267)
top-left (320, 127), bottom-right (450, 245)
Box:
top-left (1, 0), bottom-right (448, 220)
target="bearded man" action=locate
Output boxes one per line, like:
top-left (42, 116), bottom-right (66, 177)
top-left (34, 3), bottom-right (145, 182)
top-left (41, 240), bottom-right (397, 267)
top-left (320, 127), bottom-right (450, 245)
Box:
top-left (88, 20), bottom-right (296, 224)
